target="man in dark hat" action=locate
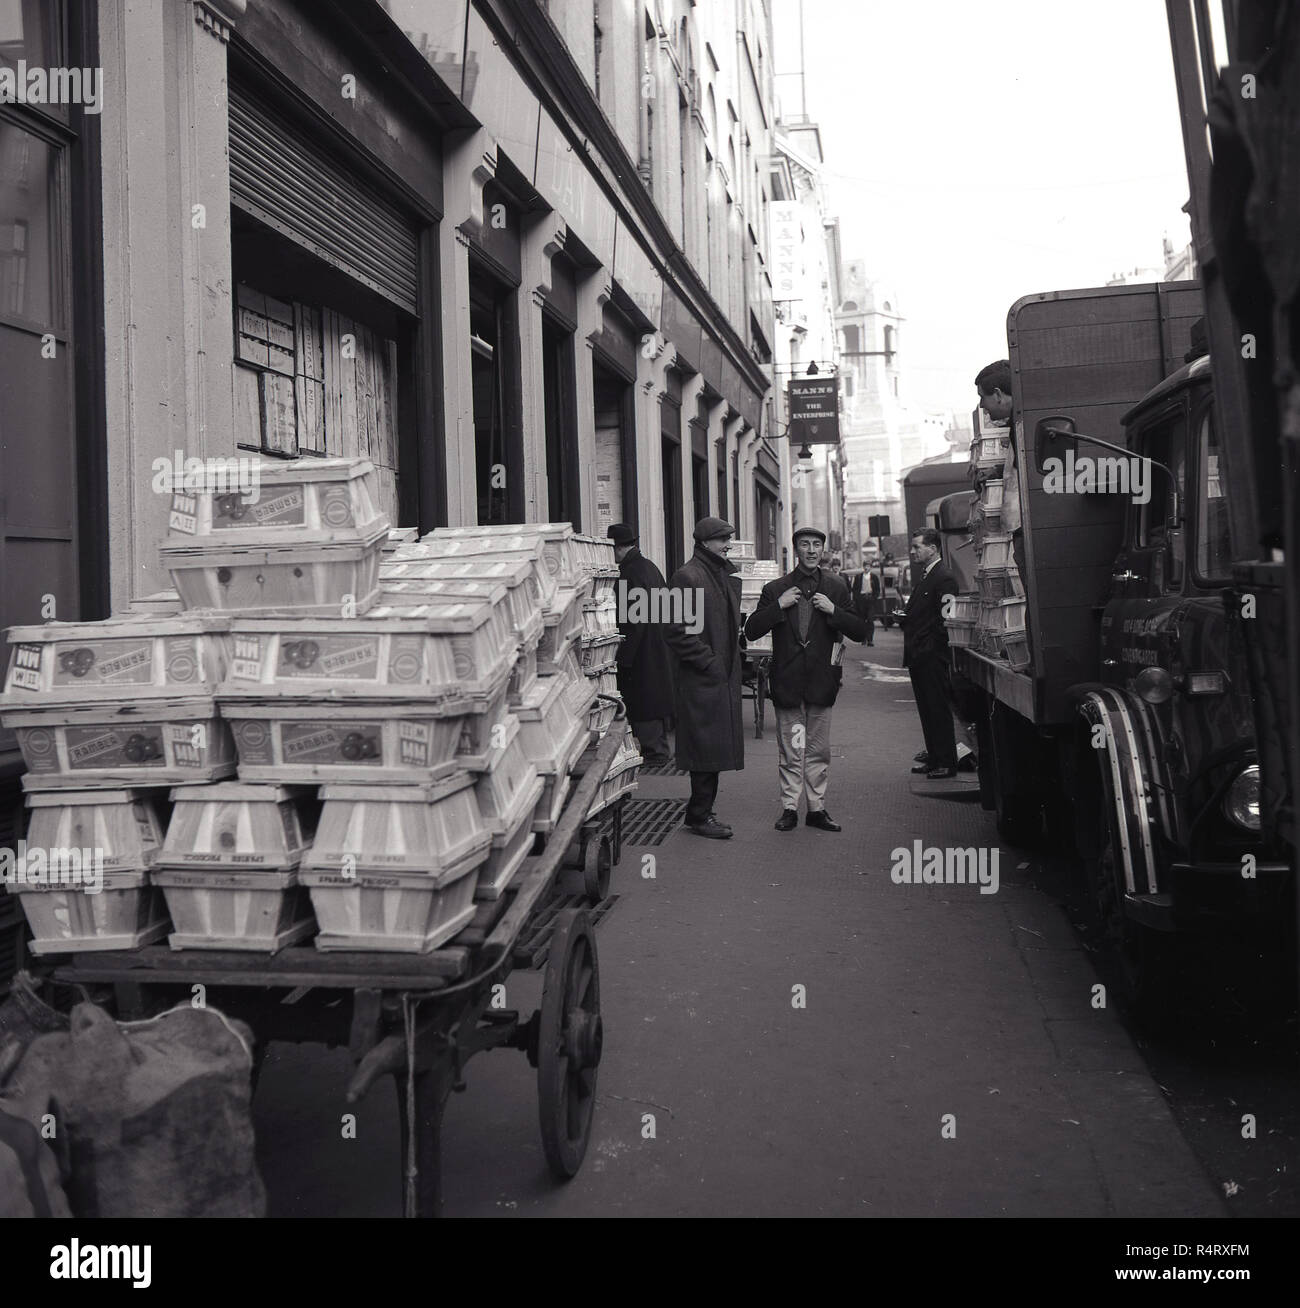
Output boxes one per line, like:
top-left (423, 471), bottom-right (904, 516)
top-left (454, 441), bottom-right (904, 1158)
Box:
top-left (661, 517), bottom-right (744, 839)
top-left (744, 526), bottom-right (867, 831)
top-left (608, 523), bottom-right (674, 766)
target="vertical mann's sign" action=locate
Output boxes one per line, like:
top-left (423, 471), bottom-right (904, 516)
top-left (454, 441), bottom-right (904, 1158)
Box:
top-left (787, 376), bottom-right (840, 444)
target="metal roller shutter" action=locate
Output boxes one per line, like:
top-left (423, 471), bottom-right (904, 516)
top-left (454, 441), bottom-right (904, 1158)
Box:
top-left (228, 85), bottom-right (419, 315)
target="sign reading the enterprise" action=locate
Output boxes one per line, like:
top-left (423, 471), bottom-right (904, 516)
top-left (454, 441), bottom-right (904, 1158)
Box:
top-left (787, 376), bottom-right (840, 444)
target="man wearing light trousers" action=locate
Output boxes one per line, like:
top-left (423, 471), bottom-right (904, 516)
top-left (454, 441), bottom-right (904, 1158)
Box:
top-left (743, 527), bottom-right (867, 831)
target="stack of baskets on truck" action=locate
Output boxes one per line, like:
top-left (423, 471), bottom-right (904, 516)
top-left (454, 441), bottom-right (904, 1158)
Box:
top-left (950, 416), bottom-right (1029, 670)
top-left (0, 459), bottom-right (634, 959)
top-left (732, 540), bottom-right (780, 655)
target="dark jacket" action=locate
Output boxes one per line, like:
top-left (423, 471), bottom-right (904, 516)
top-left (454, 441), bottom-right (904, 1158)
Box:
top-left (743, 566), bottom-right (867, 709)
top-left (614, 547), bottom-right (675, 721)
top-left (901, 560), bottom-right (958, 667)
top-left (662, 546), bottom-right (744, 773)
top-left (851, 568), bottom-right (881, 618)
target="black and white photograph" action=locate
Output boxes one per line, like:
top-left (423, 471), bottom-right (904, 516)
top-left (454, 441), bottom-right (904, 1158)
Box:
top-left (0, 0), bottom-right (1297, 1272)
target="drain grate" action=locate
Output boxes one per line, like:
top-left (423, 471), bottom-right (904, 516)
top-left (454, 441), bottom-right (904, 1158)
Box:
top-left (617, 797), bottom-right (688, 846)
top-left (636, 759), bottom-right (688, 777)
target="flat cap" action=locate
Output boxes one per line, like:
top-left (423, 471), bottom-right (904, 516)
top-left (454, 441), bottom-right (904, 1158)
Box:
top-left (793, 526), bottom-right (827, 545)
top-left (693, 516), bottom-right (735, 542)
top-left (606, 523), bottom-right (637, 547)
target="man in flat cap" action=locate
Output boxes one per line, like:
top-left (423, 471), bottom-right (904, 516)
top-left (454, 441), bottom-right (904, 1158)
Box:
top-left (744, 526), bottom-right (867, 831)
top-left (608, 523), bottom-right (674, 766)
top-left (661, 517), bottom-right (744, 839)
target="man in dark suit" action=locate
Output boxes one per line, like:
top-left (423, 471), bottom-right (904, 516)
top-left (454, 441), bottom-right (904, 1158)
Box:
top-left (850, 566), bottom-right (881, 645)
top-left (900, 528), bottom-right (959, 779)
top-left (608, 523), bottom-right (674, 765)
top-left (661, 517), bottom-right (744, 839)
top-left (744, 526), bottom-right (867, 831)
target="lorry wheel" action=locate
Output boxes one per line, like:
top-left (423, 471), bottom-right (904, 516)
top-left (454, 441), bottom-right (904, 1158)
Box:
top-left (1091, 806), bottom-right (1176, 1030)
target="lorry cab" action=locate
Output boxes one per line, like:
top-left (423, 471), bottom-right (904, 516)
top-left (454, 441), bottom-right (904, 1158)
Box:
top-left (1087, 354), bottom-right (1288, 938)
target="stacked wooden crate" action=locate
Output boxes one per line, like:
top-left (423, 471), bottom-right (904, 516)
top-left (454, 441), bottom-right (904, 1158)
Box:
top-left (967, 418), bottom-right (1029, 669)
top-left (0, 612), bottom-right (236, 953)
top-left (733, 541), bottom-right (780, 655)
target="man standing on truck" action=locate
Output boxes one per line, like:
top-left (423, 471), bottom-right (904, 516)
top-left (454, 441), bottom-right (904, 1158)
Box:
top-left (975, 360), bottom-right (1027, 586)
top-left (901, 529), bottom-right (959, 779)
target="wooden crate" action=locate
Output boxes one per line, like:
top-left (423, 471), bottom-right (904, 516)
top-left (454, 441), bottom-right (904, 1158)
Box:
top-left (14, 869), bottom-right (171, 955)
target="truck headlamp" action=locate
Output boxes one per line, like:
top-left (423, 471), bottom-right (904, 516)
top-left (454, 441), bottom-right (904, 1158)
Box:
top-left (1134, 667), bottom-right (1173, 704)
top-left (1222, 765), bottom-right (1261, 832)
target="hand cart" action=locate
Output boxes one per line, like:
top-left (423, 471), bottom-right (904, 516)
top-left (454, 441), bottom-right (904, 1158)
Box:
top-left (741, 648), bottom-right (770, 740)
top-left (46, 712), bottom-right (631, 1217)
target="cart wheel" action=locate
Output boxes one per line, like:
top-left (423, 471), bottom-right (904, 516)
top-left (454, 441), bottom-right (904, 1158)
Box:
top-left (753, 662), bottom-right (767, 740)
top-left (537, 907), bottom-right (602, 1179)
top-left (582, 833), bottom-right (612, 900)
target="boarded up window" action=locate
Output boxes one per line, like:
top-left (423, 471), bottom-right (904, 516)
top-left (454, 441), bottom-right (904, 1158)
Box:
top-left (233, 283), bottom-right (399, 524)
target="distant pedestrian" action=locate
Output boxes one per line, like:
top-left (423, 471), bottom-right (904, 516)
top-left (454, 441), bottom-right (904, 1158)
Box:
top-left (850, 565), bottom-right (881, 646)
top-left (661, 517), bottom-right (744, 839)
top-left (608, 523), bottom-right (674, 766)
top-left (900, 528), bottom-right (959, 778)
top-left (744, 526), bottom-right (867, 832)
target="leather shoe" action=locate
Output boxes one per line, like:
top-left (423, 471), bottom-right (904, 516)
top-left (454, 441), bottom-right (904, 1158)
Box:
top-left (774, 809), bottom-right (798, 831)
top-left (805, 810), bottom-right (841, 832)
top-left (925, 767), bottom-right (957, 780)
top-left (686, 818), bottom-right (732, 839)
top-left (910, 762), bottom-right (931, 773)
top-left (913, 750), bottom-right (929, 763)
top-left (707, 811), bottom-right (732, 832)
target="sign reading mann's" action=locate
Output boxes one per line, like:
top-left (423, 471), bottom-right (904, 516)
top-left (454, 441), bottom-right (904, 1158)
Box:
top-left (787, 376), bottom-right (840, 444)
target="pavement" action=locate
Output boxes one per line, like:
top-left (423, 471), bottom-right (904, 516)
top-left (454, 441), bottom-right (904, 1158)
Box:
top-left (253, 626), bottom-right (1228, 1217)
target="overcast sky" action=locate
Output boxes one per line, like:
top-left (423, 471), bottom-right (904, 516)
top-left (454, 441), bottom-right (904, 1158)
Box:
top-left (771, 0), bottom-right (1196, 419)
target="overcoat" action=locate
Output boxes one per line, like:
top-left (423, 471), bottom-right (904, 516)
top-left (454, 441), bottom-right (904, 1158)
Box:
top-left (662, 546), bottom-right (744, 773)
top-left (614, 547), bottom-right (675, 720)
top-left (744, 566), bottom-right (867, 709)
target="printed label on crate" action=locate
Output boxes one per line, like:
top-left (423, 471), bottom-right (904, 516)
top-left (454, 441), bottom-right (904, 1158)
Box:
top-left (9, 643), bottom-right (43, 691)
top-left (232, 719), bottom-right (272, 764)
top-left (163, 636), bottom-right (201, 684)
top-left (55, 640), bottom-right (156, 688)
top-left (280, 804), bottom-right (300, 850)
top-left (319, 486), bottom-right (354, 528)
top-left (169, 493), bottom-right (197, 534)
top-left (282, 722), bottom-right (382, 764)
top-left (133, 807), bottom-right (160, 848)
top-left (20, 727), bottom-right (58, 771)
top-left (451, 637), bottom-right (476, 680)
top-left (286, 637), bottom-right (380, 680)
top-left (230, 636), bottom-right (264, 681)
top-left (165, 722), bottom-right (208, 767)
top-left (387, 637), bottom-right (424, 684)
top-left (213, 486), bottom-right (305, 529)
top-left (398, 720), bottom-right (431, 767)
top-left (66, 725), bottom-right (165, 769)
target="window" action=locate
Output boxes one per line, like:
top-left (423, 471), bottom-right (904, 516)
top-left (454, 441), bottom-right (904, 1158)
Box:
top-left (1138, 413), bottom-right (1188, 579)
top-left (842, 325), bottom-right (859, 355)
top-left (883, 325), bottom-right (896, 356)
top-left (1196, 408), bottom-right (1232, 581)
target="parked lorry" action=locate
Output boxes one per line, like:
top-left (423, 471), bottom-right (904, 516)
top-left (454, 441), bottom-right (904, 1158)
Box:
top-left (950, 1), bottom-right (1299, 1013)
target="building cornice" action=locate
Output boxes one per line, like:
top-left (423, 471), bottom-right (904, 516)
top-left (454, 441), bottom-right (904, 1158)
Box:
top-left (495, 0), bottom-right (769, 402)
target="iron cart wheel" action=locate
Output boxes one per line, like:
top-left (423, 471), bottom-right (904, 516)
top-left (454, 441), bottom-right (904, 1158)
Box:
top-left (753, 657), bottom-right (768, 740)
top-left (582, 832), bottom-right (612, 900)
top-left (537, 907), bottom-right (603, 1178)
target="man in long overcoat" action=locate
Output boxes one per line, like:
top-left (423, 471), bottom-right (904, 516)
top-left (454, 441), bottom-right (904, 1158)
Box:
top-left (662, 517), bottom-right (744, 839)
top-left (608, 523), bottom-right (674, 765)
top-left (744, 526), bottom-right (867, 831)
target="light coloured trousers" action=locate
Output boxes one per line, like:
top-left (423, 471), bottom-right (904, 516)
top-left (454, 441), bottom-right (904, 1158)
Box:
top-left (774, 702), bottom-right (833, 812)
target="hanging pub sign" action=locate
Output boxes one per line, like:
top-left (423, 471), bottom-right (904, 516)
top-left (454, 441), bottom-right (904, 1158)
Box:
top-left (787, 376), bottom-right (840, 444)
